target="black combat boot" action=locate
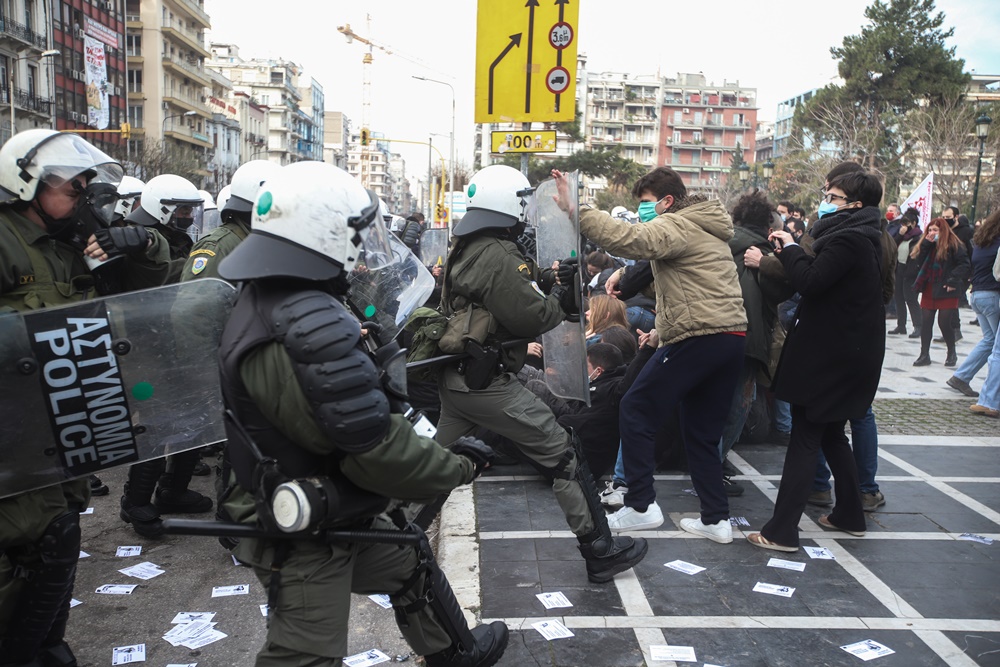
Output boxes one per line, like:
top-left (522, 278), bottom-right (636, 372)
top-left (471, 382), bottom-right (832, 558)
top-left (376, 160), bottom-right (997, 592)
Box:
top-left (37, 640), bottom-right (77, 667)
top-left (424, 621), bottom-right (509, 667)
top-left (120, 460), bottom-right (166, 537)
top-left (88, 475), bottom-right (109, 496)
top-left (155, 450), bottom-right (213, 514)
top-left (577, 528), bottom-right (649, 583)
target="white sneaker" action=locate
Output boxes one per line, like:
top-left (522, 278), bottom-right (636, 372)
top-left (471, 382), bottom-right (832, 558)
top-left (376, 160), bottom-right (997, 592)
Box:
top-left (607, 502), bottom-right (664, 532)
top-left (599, 481), bottom-right (628, 509)
top-left (679, 517), bottom-right (733, 544)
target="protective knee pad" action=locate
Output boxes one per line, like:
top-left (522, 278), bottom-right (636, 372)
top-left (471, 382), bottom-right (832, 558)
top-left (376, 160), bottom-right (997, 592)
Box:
top-left (0, 513), bottom-right (81, 663)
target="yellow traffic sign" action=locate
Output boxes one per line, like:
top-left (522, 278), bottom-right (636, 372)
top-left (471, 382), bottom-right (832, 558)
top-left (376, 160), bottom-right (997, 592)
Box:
top-left (491, 129), bottom-right (557, 154)
top-left (475, 0), bottom-right (579, 124)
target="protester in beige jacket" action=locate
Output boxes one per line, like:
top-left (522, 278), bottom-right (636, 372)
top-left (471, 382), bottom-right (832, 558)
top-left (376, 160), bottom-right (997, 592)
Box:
top-left (553, 167), bottom-right (747, 543)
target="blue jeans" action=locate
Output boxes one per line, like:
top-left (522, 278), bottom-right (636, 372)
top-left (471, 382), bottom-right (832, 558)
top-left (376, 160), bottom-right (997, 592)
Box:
top-left (773, 399), bottom-right (792, 433)
top-left (626, 306), bottom-right (656, 335)
top-left (613, 442), bottom-right (625, 485)
top-left (954, 290), bottom-right (1000, 384)
top-left (814, 405), bottom-right (879, 494)
top-left (978, 311), bottom-right (1000, 411)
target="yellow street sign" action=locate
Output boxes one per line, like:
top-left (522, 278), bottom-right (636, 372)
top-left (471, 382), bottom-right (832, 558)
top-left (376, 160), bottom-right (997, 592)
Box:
top-left (491, 129), bottom-right (557, 154)
top-left (475, 0), bottom-right (579, 124)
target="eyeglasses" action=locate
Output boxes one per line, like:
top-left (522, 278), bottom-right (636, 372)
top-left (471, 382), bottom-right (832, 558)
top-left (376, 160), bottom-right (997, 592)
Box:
top-left (821, 191), bottom-right (851, 204)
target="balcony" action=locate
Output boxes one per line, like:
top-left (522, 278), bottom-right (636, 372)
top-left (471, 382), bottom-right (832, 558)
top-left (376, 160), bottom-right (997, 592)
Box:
top-left (163, 123), bottom-right (212, 149)
top-left (161, 21), bottom-right (210, 58)
top-left (167, 0), bottom-right (211, 29)
top-left (0, 17), bottom-right (47, 50)
top-left (163, 93), bottom-right (210, 118)
top-left (1, 86), bottom-right (52, 115)
top-left (162, 56), bottom-right (212, 87)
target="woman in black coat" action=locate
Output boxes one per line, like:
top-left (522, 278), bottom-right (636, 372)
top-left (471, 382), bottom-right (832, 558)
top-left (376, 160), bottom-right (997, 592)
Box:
top-left (748, 169), bottom-right (886, 552)
top-left (910, 217), bottom-right (971, 367)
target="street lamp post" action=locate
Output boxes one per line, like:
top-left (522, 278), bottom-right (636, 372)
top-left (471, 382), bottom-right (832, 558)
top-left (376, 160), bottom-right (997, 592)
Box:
top-left (738, 163), bottom-right (750, 189)
top-left (970, 113), bottom-right (993, 223)
top-left (763, 159), bottom-right (775, 191)
top-left (9, 49), bottom-right (59, 138)
top-left (413, 76), bottom-right (455, 232)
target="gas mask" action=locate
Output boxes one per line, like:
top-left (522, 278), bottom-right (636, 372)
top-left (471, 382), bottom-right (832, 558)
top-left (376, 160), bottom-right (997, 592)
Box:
top-left (46, 181), bottom-right (120, 249)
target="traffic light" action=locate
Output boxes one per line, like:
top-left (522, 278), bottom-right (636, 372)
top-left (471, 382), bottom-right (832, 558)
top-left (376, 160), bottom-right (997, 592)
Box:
top-left (120, 122), bottom-right (130, 140)
top-left (360, 128), bottom-right (369, 146)
top-left (436, 204), bottom-right (448, 223)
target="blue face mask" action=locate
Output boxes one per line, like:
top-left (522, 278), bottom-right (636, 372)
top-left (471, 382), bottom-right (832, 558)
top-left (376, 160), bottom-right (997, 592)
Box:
top-left (780, 213), bottom-right (788, 223)
top-left (637, 201), bottom-right (659, 222)
top-left (817, 201), bottom-right (839, 218)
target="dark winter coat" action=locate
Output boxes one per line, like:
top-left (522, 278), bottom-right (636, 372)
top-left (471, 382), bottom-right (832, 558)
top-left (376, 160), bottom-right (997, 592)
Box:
top-left (892, 224), bottom-right (923, 284)
top-left (772, 206), bottom-right (886, 424)
top-left (912, 241), bottom-right (971, 300)
top-left (729, 226), bottom-right (794, 369)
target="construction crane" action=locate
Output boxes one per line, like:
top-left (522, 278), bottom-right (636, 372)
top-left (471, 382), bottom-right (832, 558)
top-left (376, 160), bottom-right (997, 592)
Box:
top-left (338, 19), bottom-right (440, 189)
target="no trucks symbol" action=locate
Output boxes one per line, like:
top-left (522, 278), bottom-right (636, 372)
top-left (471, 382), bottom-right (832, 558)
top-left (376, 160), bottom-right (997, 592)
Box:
top-left (546, 66), bottom-right (570, 95)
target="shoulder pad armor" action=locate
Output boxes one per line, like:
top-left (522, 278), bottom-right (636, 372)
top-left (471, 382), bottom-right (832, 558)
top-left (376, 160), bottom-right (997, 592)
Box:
top-left (272, 290), bottom-right (390, 453)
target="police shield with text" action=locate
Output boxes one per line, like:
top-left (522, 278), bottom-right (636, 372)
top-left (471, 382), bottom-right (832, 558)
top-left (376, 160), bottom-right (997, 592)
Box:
top-left (0, 130), bottom-right (173, 667)
top-left (207, 161), bottom-right (508, 666)
top-left (436, 165), bottom-right (648, 583)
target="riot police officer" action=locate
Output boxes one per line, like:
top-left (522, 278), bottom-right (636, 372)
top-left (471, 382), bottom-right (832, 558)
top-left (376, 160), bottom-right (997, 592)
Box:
top-left (124, 173), bottom-right (204, 282)
top-left (216, 161), bottom-right (508, 667)
top-left (0, 130), bottom-right (170, 667)
top-left (180, 160), bottom-right (280, 281)
top-left (436, 165), bottom-right (648, 583)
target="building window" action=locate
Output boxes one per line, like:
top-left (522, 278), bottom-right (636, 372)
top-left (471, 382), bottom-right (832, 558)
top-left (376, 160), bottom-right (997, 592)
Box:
top-left (711, 151), bottom-right (721, 166)
top-left (693, 131), bottom-right (702, 143)
top-left (673, 110), bottom-right (681, 124)
top-left (27, 65), bottom-right (36, 97)
top-left (126, 34), bottom-right (141, 57)
top-left (694, 111), bottom-right (703, 125)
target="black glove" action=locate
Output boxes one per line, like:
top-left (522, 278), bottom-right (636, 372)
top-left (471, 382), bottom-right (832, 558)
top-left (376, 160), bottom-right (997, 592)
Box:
top-left (555, 256), bottom-right (579, 286)
top-left (450, 436), bottom-right (496, 480)
top-left (551, 285), bottom-right (580, 322)
top-left (93, 225), bottom-right (152, 258)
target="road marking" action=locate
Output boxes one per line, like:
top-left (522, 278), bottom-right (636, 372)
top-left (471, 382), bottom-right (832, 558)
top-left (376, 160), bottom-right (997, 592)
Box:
top-left (479, 530), bottom-right (1000, 541)
top-left (481, 615), bottom-right (1000, 632)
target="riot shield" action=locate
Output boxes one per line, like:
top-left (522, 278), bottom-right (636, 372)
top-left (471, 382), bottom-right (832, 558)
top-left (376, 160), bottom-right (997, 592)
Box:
top-left (418, 228), bottom-right (449, 269)
top-left (531, 171), bottom-right (590, 405)
top-left (0, 279), bottom-right (236, 499)
top-left (348, 231), bottom-right (435, 341)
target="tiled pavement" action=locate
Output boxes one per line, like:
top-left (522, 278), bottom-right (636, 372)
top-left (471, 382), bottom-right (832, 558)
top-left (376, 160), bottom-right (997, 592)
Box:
top-left (447, 319), bottom-right (1000, 666)
top-left (463, 435), bottom-right (1000, 666)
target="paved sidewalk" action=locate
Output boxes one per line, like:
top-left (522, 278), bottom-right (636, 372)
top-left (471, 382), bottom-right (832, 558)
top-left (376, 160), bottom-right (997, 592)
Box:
top-left (465, 434), bottom-right (1000, 666)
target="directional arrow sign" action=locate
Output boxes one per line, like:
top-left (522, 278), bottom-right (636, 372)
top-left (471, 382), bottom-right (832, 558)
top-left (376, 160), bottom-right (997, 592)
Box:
top-left (475, 0), bottom-right (580, 123)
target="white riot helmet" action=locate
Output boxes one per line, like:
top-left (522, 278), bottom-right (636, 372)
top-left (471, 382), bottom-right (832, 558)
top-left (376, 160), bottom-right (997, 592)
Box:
top-left (197, 189), bottom-right (221, 237)
top-left (216, 184), bottom-right (232, 212)
top-left (114, 176), bottom-right (145, 220)
top-left (378, 198), bottom-right (392, 226)
top-left (453, 164), bottom-right (533, 237)
top-left (125, 174), bottom-right (203, 232)
top-left (222, 160), bottom-right (281, 218)
top-left (0, 129), bottom-right (123, 204)
top-left (218, 161), bottom-right (391, 282)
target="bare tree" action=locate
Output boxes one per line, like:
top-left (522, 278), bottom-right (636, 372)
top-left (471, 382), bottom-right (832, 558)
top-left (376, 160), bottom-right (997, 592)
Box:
top-left (104, 140), bottom-right (206, 186)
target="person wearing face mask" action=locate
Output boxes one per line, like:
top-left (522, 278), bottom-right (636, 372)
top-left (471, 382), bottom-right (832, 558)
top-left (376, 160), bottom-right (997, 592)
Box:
top-left (116, 173), bottom-right (214, 537)
top-left (0, 130), bottom-right (171, 667)
top-left (553, 166), bottom-right (747, 544)
top-left (745, 167), bottom-right (887, 552)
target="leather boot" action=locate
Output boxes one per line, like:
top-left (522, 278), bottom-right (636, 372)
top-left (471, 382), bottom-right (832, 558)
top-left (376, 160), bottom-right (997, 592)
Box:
top-left (38, 641), bottom-right (77, 667)
top-left (155, 450), bottom-right (213, 514)
top-left (577, 528), bottom-right (649, 583)
top-left (120, 460), bottom-right (166, 537)
top-left (912, 353), bottom-right (931, 367)
top-left (944, 347), bottom-right (958, 367)
top-left (424, 621), bottom-right (509, 667)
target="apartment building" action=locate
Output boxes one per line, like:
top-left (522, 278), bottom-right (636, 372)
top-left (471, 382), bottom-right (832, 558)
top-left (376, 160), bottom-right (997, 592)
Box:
top-left (660, 72), bottom-right (757, 193)
top-left (296, 73), bottom-right (323, 162)
top-left (124, 0), bottom-right (213, 173)
top-left (208, 43), bottom-right (317, 165)
top-left (322, 109), bottom-right (350, 168)
top-left (48, 0), bottom-right (127, 155)
top-left (582, 69), bottom-right (661, 168)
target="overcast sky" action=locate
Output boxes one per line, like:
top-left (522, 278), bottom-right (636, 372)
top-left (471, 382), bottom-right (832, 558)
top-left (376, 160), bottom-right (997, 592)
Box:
top-left (205, 0), bottom-right (1000, 180)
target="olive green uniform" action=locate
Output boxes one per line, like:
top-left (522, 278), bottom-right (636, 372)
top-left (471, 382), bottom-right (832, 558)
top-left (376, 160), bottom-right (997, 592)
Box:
top-left (435, 234), bottom-right (595, 536)
top-left (0, 207), bottom-right (170, 633)
top-left (223, 341), bottom-right (475, 665)
top-left (180, 220), bottom-right (249, 282)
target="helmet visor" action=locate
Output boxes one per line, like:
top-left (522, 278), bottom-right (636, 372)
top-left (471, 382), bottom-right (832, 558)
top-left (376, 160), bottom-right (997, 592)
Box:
top-left (85, 182), bottom-right (120, 226)
top-left (352, 190), bottom-right (397, 272)
top-left (26, 133), bottom-right (124, 188)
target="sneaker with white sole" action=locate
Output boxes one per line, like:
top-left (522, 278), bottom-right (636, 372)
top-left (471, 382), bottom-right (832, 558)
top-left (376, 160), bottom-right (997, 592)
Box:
top-left (607, 502), bottom-right (664, 532)
top-left (599, 481), bottom-right (628, 509)
top-left (679, 517), bottom-right (733, 544)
